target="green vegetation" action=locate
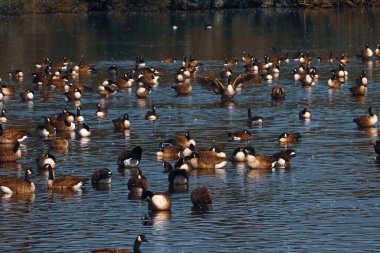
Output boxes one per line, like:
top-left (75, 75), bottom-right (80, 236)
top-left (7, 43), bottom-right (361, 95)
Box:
top-left (0, 0), bottom-right (378, 15)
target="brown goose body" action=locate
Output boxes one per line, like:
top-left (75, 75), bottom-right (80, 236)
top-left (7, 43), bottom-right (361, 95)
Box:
top-left (354, 107), bottom-right (378, 128)
top-left (0, 141), bottom-right (22, 162)
top-left (278, 132), bottom-right (301, 143)
top-left (46, 164), bottom-right (87, 191)
top-left (161, 131), bottom-right (195, 149)
top-left (229, 130), bottom-right (252, 141)
top-left (127, 171), bottom-right (149, 194)
top-left (0, 124), bottom-right (27, 144)
top-left (0, 169), bottom-right (35, 194)
top-left (189, 152), bottom-right (229, 170)
top-left (243, 146), bottom-right (277, 169)
top-left (112, 113), bottom-right (130, 130)
top-left (191, 186), bottom-right (212, 207)
top-left (92, 234), bottom-right (148, 253)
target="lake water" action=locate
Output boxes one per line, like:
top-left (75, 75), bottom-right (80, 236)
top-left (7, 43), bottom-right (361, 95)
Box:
top-left (0, 9), bottom-right (379, 252)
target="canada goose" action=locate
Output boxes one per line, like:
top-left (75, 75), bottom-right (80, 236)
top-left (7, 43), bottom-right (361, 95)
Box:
top-left (160, 57), bottom-right (176, 63)
top-left (1, 84), bottom-right (15, 96)
top-left (317, 51), bottom-right (334, 63)
top-left (44, 138), bottom-right (68, 152)
top-left (231, 147), bottom-right (246, 162)
top-left (127, 169), bottom-right (149, 194)
top-left (332, 62), bottom-right (348, 78)
top-left (96, 103), bottom-right (108, 118)
top-left (108, 64), bottom-right (118, 75)
top-left (338, 53), bottom-right (350, 64)
top-left (135, 83), bottom-right (152, 99)
top-left (299, 108), bottom-right (312, 120)
top-left (91, 168), bottom-right (112, 185)
top-left (373, 140), bottom-right (380, 155)
top-left (46, 164), bottom-right (88, 191)
top-left (117, 146), bottom-right (143, 168)
top-left (20, 89), bottom-right (34, 102)
top-left (0, 168), bottom-right (35, 194)
top-left (327, 74), bottom-right (344, 89)
top-left (354, 107), bottom-right (378, 128)
top-left (220, 67), bottom-right (233, 79)
top-left (36, 152), bottom-right (56, 169)
top-left (349, 84), bottom-right (367, 96)
top-left (208, 147), bottom-right (227, 158)
top-left (141, 190), bottom-right (171, 211)
top-left (156, 144), bottom-right (182, 160)
top-left (172, 83), bottom-right (192, 96)
top-left (112, 113), bottom-right (130, 130)
top-left (189, 152), bottom-right (229, 170)
top-left (228, 130), bottom-right (252, 141)
top-left (98, 82), bottom-right (118, 97)
top-left (196, 73), bottom-right (255, 101)
top-left (49, 76), bottom-right (69, 88)
top-left (375, 44), bottom-right (380, 59)
top-left (355, 70), bottom-right (368, 85)
top-left (163, 161), bottom-right (189, 186)
top-left (92, 234), bottom-right (148, 253)
top-left (271, 86), bottom-right (286, 100)
top-left (191, 186), bottom-right (212, 209)
top-left (115, 74), bottom-right (134, 89)
top-left (52, 118), bottom-right (75, 132)
top-left (0, 109), bottom-right (7, 123)
top-left (241, 51), bottom-right (254, 64)
top-left (64, 88), bottom-right (82, 101)
top-left (145, 105), bottom-right (158, 121)
top-left (272, 149), bottom-right (296, 168)
top-left (224, 58), bottom-right (237, 67)
top-left (0, 141), bottom-right (22, 162)
top-left (160, 131), bottom-right (195, 149)
top-left (182, 54), bottom-right (202, 69)
top-left (63, 83), bottom-right (92, 94)
top-left (135, 56), bottom-right (146, 68)
top-left (74, 106), bottom-right (84, 123)
top-left (0, 124), bottom-right (27, 144)
top-left (247, 109), bottom-right (263, 126)
top-left (74, 61), bottom-right (96, 73)
top-left (360, 43), bottom-right (373, 61)
top-left (174, 67), bottom-right (189, 83)
top-left (36, 117), bottom-right (56, 137)
top-left (278, 132), bottom-right (301, 143)
top-left (76, 122), bottom-right (91, 138)
top-left (243, 146), bottom-right (278, 169)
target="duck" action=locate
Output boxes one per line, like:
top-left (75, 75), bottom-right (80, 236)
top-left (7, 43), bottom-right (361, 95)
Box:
top-left (0, 168), bottom-right (35, 194)
top-left (92, 234), bottom-right (148, 253)
top-left (76, 122), bottom-right (91, 138)
top-left (91, 168), bottom-right (112, 185)
top-left (64, 88), bottom-right (82, 101)
top-left (353, 107), bottom-right (378, 128)
top-left (188, 152), bottom-right (229, 170)
top-left (0, 141), bottom-right (22, 162)
top-left (19, 89), bottom-right (34, 102)
top-left (373, 140), bottom-right (380, 155)
top-left (127, 169), bottom-right (149, 194)
top-left (160, 131), bottom-right (195, 149)
top-left (36, 152), bottom-right (56, 169)
top-left (112, 113), bottom-right (130, 130)
top-left (144, 105), bottom-right (158, 121)
top-left (191, 186), bottom-right (212, 209)
top-left (247, 109), bottom-right (263, 126)
top-left (0, 109), bottom-right (7, 123)
top-left (278, 132), bottom-right (301, 143)
top-left (46, 164), bottom-right (88, 191)
top-left (299, 108), bottom-right (312, 120)
top-left (243, 146), bottom-right (278, 169)
top-left (231, 147), bottom-right (246, 162)
top-left (229, 130), bottom-right (252, 141)
top-left (271, 86), bottom-right (286, 100)
top-left (0, 124), bottom-right (28, 144)
top-left (141, 190), bottom-right (171, 211)
top-left (163, 161), bottom-right (189, 186)
top-left (96, 103), bottom-right (108, 118)
top-left (327, 74), bottom-right (344, 89)
top-left (117, 146), bottom-right (143, 168)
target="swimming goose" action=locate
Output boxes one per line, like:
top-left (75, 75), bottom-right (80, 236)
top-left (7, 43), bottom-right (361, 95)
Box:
top-left (0, 124), bottom-right (27, 144)
top-left (191, 186), bottom-right (212, 209)
top-left (36, 152), bottom-right (56, 169)
top-left (0, 141), bottom-right (22, 162)
top-left (112, 113), bottom-right (130, 130)
top-left (163, 161), bottom-right (189, 187)
top-left (19, 89), bottom-right (34, 102)
top-left (278, 132), bottom-right (301, 143)
top-left (271, 86), bottom-right (286, 100)
top-left (76, 122), bottom-right (91, 138)
top-left (91, 168), bottom-right (112, 185)
top-left (141, 190), bottom-right (171, 211)
top-left (0, 168), bottom-right (35, 194)
top-left (243, 146), bottom-right (278, 169)
top-left (144, 105), bottom-right (158, 121)
top-left (36, 117), bottom-right (57, 137)
top-left (64, 88), bottom-right (82, 101)
top-left (231, 147), bottom-right (246, 162)
top-left (127, 169), bottom-right (149, 195)
top-left (327, 74), bottom-right (344, 89)
top-left (247, 109), bottom-right (263, 126)
top-left (353, 107), bottom-right (377, 128)
top-left (46, 164), bottom-right (88, 191)
top-left (349, 83), bottom-right (367, 96)
top-left (228, 130), bottom-right (252, 141)
top-left (117, 146), bottom-right (143, 168)
top-left (160, 131), bottom-right (195, 149)
top-left (188, 152), bottom-right (229, 170)
top-left (156, 144), bottom-right (182, 160)
top-left (92, 234), bottom-right (148, 253)
top-left (115, 74), bottom-right (134, 89)
top-left (96, 103), bottom-right (108, 118)
top-left (299, 108), bottom-right (312, 120)
top-left (272, 149), bottom-right (296, 168)
top-left (0, 109), bottom-right (7, 123)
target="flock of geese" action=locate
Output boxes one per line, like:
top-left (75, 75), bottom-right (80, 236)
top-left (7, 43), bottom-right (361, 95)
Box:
top-left (1, 42), bottom-right (380, 252)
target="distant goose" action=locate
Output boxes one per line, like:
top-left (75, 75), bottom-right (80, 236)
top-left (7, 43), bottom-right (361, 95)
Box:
top-left (141, 190), bottom-right (172, 211)
top-left (327, 74), bottom-right (344, 89)
top-left (349, 83), bottom-right (367, 96)
top-left (145, 105), bottom-right (158, 121)
top-left (91, 168), bottom-right (112, 185)
top-left (96, 103), bottom-right (108, 118)
top-left (191, 186), bottom-right (212, 210)
top-left (247, 109), bottom-right (263, 126)
top-left (64, 88), bottom-right (82, 101)
top-left (46, 164), bottom-right (88, 191)
top-left (278, 132), bottom-right (301, 143)
top-left (20, 89), bottom-right (34, 102)
top-left (112, 113), bottom-right (130, 130)
top-left (76, 122), bottom-right (91, 138)
top-left (228, 129), bottom-right (252, 141)
top-left (92, 234), bottom-right (148, 253)
top-left (353, 107), bottom-right (377, 128)
top-left (127, 169), bottom-right (149, 195)
top-left (299, 108), bottom-right (312, 120)
top-left (117, 146), bottom-right (143, 168)
top-left (243, 146), bottom-right (278, 169)
top-left (0, 168), bottom-right (35, 194)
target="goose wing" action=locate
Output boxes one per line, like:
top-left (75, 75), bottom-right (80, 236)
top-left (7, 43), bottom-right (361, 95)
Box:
top-left (195, 76), bottom-right (225, 94)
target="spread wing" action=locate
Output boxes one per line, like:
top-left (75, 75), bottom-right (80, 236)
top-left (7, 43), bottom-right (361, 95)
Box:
top-left (230, 73), bottom-right (256, 89)
top-left (195, 76), bottom-right (225, 94)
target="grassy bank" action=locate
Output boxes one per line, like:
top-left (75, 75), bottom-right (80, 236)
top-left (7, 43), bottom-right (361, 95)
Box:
top-left (0, 0), bottom-right (379, 15)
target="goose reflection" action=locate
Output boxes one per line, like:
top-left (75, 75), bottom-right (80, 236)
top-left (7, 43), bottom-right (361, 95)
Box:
top-left (1, 192), bottom-right (35, 204)
top-left (141, 210), bottom-right (172, 227)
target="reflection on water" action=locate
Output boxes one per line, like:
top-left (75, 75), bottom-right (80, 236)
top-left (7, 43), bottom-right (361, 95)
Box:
top-left (0, 9), bottom-right (379, 253)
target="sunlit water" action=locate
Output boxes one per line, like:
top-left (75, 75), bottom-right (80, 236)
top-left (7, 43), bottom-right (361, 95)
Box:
top-left (0, 9), bottom-right (379, 252)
